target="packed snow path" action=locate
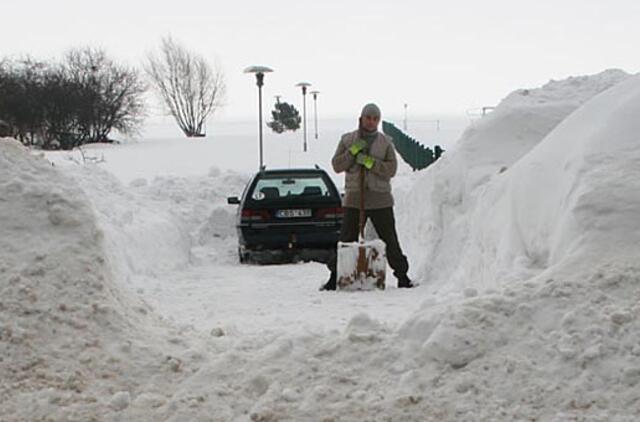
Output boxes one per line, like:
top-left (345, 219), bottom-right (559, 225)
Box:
top-left (134, 261), bottom-right (422, 336)
top-left (41, 118), bottom-right (457, 338)
top-left (53, 139), bottom-right (431, 339)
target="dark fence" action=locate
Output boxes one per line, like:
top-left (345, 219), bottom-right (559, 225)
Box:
top-left (382, 121), bottom-right (444, 171)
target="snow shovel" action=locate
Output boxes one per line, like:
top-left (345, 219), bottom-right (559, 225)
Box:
top-left (336, 166), bottom-right (386, 291)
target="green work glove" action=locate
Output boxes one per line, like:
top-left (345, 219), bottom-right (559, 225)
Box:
top-left (349, 139), bottom-right (367, 156)
top-left (356, 153), bottom-right (375, 170)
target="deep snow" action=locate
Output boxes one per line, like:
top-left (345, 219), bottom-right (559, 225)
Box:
top-left (0, 141), bottom-right (209, 420)
top-left (396, 69), bottom-right (634, 295)
top-left (2, 69), bottom-right (640, 420)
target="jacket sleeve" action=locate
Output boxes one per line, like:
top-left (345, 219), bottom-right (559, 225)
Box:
top-left (370, 142), bottom-right (397, 180)
top-left (332, 137), bottom-right (355, 173)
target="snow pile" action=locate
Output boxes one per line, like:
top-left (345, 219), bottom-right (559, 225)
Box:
top-left (391, 262), bottom-right (640, 420)
top-left (461, 68), bottom-right (630, 183)
top-left (166, 71), bottom-right (640, 420)
top-left (380, 70), bottom-right (640, 419)
top-left (64, 165), bottom-right (248, 280)
top-left (396, 69), bottom-right (633, 293)
top-left (65, 166), bottom-right (193, 278)
top-left (160, 261), bottom-right (640, 421)
top-left (0, 140), bottom-right (198, 421)
top-left (4, 68), bottom-right (640, 421)
top-left (487, 72), bottom-right (640, 277)
top-left (124, 70), bottom-right (640, 420)
top-left (135, 168), bottom-right (248, 257)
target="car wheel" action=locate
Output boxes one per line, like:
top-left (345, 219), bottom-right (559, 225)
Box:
top-left (238, 247), bottom-right (247, 264)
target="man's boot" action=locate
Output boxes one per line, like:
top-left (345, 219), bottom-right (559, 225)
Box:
top-left (320, 272), bottom-right (337, 291)
top-left (397, 274), bottom-right (415, 288)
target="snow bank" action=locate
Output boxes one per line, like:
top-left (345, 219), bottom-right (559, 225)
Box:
top-left (0, 140), bottom-right (197, 421)
top-left (168, 71), bottom-right (640, 420)
top-left (379, 70), bottom-right (640, 419)
top-left (136, 169), bottom-right (248, 258)
top-left (61, 164), bottom-right (248, 283)
top-left (66, 166), bottom-right (193, 277)
top-left (487, 73), bottom-right (640, 278)
top-left (5, 68), bottom-right (640, 421)
top-left (170, 262), bottom-right (640, 421)
top-left (123, 70), bottom-right (640, 421)
top-left (396, 69), bottom-right (632, 293)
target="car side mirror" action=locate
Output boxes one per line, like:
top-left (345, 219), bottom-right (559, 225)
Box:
top-left (227, 196), bottom-right (240, 205)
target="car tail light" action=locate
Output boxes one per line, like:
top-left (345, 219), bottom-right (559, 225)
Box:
top-left (241, 209), bottom-right (270, 221)
top-left (317, 207), bottom-right (344, 219)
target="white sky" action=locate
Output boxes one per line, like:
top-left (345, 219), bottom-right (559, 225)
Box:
top-left (2, 0), bottom-right (640, 120)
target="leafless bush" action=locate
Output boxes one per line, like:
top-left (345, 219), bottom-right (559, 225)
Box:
top-left (145, 36), bottom-right (226, 137)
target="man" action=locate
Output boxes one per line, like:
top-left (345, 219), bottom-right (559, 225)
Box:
top-left (321, 103), bottom-right (414, 290)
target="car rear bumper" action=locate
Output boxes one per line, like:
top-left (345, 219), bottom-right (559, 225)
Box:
top-left (240, 247), bottom-right (333, 265)
top-left (237, 222), bottom-right (340, 256)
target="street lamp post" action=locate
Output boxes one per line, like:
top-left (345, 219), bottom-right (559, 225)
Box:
top-left (403, 103), bottom-right (408, 131)
top-left (310, 90), bottom-right (320, 140)
top-left (296, 82), bottom-right (312, 152)
top-left (244, 65), bottom-right (273, 170)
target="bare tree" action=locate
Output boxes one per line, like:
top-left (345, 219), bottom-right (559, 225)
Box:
top-left (63, 48), bottom-right (146, 145)
top-left (0, 49), bottom-right (145, 150)
top-left (145, 37), bottom-right (226, 137)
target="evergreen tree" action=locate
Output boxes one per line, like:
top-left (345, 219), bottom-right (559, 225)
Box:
top-left (267, 99), bottom-right (301, 134)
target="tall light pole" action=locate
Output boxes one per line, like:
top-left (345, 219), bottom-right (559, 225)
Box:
top-left (296, 82), bottom-right (312, 152)
top-left (403, 103), bottom-right (408, 131)
top-left (244, 65), bottom-right (273, 170)
top-left (310, 90), bottom-right (320, 140)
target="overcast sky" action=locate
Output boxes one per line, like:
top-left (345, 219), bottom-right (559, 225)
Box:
top-left (3, 0), bottom-right (640, 120)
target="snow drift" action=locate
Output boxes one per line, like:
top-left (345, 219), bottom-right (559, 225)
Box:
top-left (3, 68), bottom-right (640, 421)
top-left (396, 69), bottom-right (634, 293)
top-left (207, 70), bottom-right (640, 420)
top-left (386, 69), bottom-right (640, 419)
top-left (498, 74), bottom-right (640, 273)
top-left (0, 140), bottom-right (199, 421)
top-left (62, 165), bottom-right (247, 281)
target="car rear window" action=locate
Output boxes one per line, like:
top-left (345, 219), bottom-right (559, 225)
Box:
top-left (251, 173), bottom-right (332, 201)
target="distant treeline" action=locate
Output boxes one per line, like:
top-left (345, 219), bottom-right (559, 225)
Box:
top-left (0, 37), bottom-right (226, 149)
top-left (0, 48), bottom-right (145, 150)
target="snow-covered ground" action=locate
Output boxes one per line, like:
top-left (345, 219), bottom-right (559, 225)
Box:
top-left (3, 70), bottom-right (640, 420)
top-left (40, 115), bottom-right (465, 338)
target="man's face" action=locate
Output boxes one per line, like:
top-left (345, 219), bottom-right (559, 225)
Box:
top-left (361, 114), bottom-right (380, 132)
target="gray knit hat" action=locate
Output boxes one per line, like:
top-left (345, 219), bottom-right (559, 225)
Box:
top-left (360, 103), bottom-right (381, 118)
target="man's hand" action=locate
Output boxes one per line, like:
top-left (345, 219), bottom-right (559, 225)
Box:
top-left (356, 153), bottom-right (375, 170)
top-left (349, 139), bottom-right (367, 156)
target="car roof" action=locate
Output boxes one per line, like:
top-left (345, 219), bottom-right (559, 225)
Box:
top-left (242, 167), bottom-right (340, 202)
top-left (257, 168), bottom-right (328, 175)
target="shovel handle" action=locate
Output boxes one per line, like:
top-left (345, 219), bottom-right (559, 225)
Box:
top-left (359, 165), bottom-right (365, 240)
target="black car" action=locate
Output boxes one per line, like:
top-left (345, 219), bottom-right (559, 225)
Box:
top-left (227, 167), bottom-right (343, 264)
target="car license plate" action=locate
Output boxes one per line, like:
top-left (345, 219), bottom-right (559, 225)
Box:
top-left (276, 209), bottom-right (312, 218)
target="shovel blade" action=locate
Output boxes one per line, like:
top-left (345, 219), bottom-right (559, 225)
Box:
top-left (336, 239), bottom-right (386, 291)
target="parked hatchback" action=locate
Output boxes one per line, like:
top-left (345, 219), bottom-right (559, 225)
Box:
top-left (227, 167), bottom-right (343, 264)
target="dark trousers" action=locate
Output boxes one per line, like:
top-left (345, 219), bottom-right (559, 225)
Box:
top-left (327, 207), bottom-right (409, 278)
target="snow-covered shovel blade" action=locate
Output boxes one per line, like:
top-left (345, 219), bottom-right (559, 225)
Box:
top-left (337, 239), bottom-right (386, 291)
top-left (336, 166), bottom-right (386, 291)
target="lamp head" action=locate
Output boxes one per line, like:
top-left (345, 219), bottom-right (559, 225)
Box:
top-left (244, 66), bottom-right (274, 87)
top-left (296, 82), bottom-right (312, 94)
